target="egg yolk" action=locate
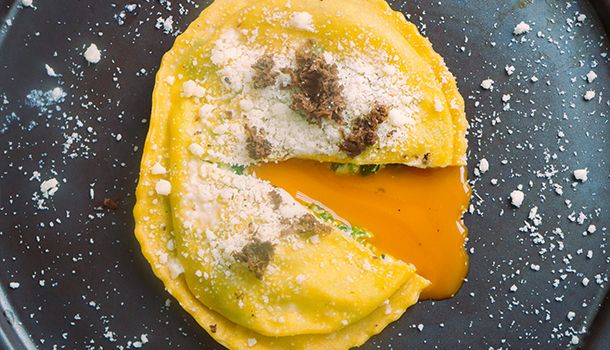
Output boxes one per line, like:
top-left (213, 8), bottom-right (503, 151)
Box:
top-left (254, 159), bottom-right (470, 300)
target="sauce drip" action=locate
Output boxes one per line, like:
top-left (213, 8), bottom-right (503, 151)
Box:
top-left (254, 159), bottom-right (470, 300)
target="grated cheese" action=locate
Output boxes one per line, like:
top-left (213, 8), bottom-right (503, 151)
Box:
top-left (478, 158), bottom-right (489, 173)
top-left (510, 190), bottom-right (524, 207)
top-left (585, 70), bottom-right (597, 83)
top-left (513, 22), bottom-right (531, 35)
top-left (573, 169), bottom-right (588, 182)
top-left (150, 162), bottom-right (167, 175)
top-left (84, 44), bottom-right (102, 64)
top-left (195, 29), bottom-right (423, 166)
top-left (40, 178), bottom-right (60, 198)
top-left (181, 80), bottom-right (206, 98)
top-left (583, 90), bottom-right (595, 101)
top-left (155, 179), bottom-right (172, 195)
top-left (481, 79), bottom-right (494, 90)
top-left (289, 12), bottom-right (315, 32)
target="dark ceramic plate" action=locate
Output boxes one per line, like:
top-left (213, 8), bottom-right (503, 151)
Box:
top-left (1, 0), bottom-right (609, 349)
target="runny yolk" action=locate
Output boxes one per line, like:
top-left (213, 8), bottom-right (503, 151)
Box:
top-left (254, 159), bottom-right (470, 300)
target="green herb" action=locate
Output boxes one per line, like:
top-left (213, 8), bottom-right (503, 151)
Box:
top-left (337, 223), bottom-right (350, 232)
top-left (307, 204), bottom-right (373, 244)
top-left (330, 163), bottom-right (360, 175)
top-left (229, 164), bottom-right (247, 175)
top-left (330, 163), bottom-right (383, 176)
top-left (309, 204), bottom-right (334, 222)
top-left (350, 226), bottom-right (372, 240)
top-left (359, 164), bottom-right (382, 176)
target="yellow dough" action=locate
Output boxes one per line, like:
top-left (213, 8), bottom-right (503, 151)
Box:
top-left (134, 0), bottom-right (467, 349)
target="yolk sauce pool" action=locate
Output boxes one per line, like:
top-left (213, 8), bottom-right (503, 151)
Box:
top-left (254, 159), bottom-right (470, 300)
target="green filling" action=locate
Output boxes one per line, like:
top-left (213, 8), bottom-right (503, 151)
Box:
top-left (308, 203), bottom-right (373, 244)
top-left (330, 163), bottom-right (384, 176)
top-left (228, 164), bottom-right (247, 175)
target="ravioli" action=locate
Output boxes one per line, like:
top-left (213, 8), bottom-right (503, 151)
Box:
top-left (134, 0), bottom-right (467, 349)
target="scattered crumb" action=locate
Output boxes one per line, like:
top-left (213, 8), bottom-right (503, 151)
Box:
top-left (585, 70), bottom-right (597, 83)
top-left (84, 44), bottom-right (102, 64)
top-left (40, 178), bottom-right (60, 198)
top-left (289, 12), bottom-right (315, 32)
top-left (150, 162), bottom-right (167, 175)
top-left (155, 179), bottom-right (172, 196)
top-left (510, 190), bottom-right (524, 207)
top-left (480, 79), bottom-right (494, 90)
top-left (513, 21), bottom-right (531, 35)
top-left (583, 90), bottom-right (595, 101)
top-left (188, 143), bottom-right (205, 157)
top-left (478, 158), bottom-right (489, 173)
top-left (573, 168), bottom-right (588, 182)
top-left (45, 64), bottom-right (59, 77)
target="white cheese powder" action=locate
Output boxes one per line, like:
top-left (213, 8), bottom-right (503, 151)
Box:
top-left (181, 80), bottom-right (206, 98)
top-left (513, 22), bottom-right (531, 35)
top-left (40, 178), bottom-right (60, 198)
top-left (481, 79), bottom-right (494, 90)
top-left (583, 90), bottom-right (595, 101)
top-left (150, 162), bottom-right (167, 175)
top-left (45, 64), bottom-right (58, 77)
top-left (289, 12), bottom-right (315, 32)
top-left (573, 168), bottom-right (588, 182)
top-left (155, 179), bottom-right (172, 196)
top-left (478, 158), bottom-right (489, 173)
top-left (84, 44), bottom-right (102, 64)
top-left (188, 143), bottom-right (205, 157)
top-left (510, 190), bottom-right (524, 207)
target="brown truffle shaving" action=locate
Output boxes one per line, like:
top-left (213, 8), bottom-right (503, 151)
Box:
top-left (102, 198), bottom-right (119, 210)
top-left (283, 42), bottom-right (346, 125)
top-left (422, 152), bottom-right (431, 164)
top-left (232, 237), bottom-right (275, 279)
top-left (252, 55), bottom-right (278, 89)
top-left (209, 324), bottom-right (217, 333)
top-left (268, 190), bottom-right (283, 209)
top-left (282, 213), bottom-right (331, 237)
top-left (339, 103), bottom-right (389, 158)
top-left (245, 125), bottom-right (272, 160)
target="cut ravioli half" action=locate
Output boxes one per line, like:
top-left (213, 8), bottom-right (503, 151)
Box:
top-left (134, 0), bottom-right (467, 349)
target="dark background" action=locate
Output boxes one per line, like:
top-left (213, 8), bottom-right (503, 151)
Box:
top-left (1, 0), bottom-right (609, 349)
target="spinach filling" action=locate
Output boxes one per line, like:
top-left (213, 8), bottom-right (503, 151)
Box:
top-left (308, 203), bottom-right (373, 244)
top-left (330, 163), bottom-right (384, 176)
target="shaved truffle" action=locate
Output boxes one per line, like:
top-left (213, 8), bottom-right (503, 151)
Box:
top-left (268, 190), bottom-right (283, 209)
top-left (252, 55), bottom-right (278, 88)
top-left (340, 103), bottom-right (389, 157)
top-left (283, 42), bottom-right (345, 125)
top-left (245, 125), bottom-right (272, 160)
top-left (232, 237), bottom-right (275, 279)
top-left (282, 213), bottom-right (331, 237)
top-left (102, 198), bottom-right (119, 210)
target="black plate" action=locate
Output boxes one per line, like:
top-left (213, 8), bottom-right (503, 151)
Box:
top-left (1, 0), bottom-right (609, 349)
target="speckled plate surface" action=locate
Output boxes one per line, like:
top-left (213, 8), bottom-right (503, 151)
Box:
top-left (0, 1), bottom-right (608, 349)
